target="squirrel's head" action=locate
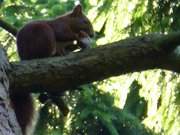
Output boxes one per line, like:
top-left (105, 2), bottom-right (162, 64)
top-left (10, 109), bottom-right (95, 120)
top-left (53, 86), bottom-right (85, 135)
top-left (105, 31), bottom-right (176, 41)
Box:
top-left (69, 5), bottom-right (94, 38)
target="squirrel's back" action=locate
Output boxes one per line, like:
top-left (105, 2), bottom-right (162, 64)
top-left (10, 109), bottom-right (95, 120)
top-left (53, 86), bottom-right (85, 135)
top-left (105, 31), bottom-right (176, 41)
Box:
top-left (17, 21), bottom-right (56, 60)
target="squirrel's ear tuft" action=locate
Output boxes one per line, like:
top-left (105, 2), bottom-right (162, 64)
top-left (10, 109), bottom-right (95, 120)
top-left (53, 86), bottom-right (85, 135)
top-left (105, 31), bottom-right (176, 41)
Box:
top-left (71, 4), bottom-right (82, 16)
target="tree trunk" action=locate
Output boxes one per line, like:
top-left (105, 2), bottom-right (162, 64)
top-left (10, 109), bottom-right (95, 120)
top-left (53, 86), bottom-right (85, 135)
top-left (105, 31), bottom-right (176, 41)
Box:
top-left (0, 48), bottom-right (22, 135)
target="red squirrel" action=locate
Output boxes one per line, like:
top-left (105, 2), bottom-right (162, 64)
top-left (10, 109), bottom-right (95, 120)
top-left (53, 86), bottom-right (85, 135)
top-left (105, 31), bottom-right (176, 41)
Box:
top-left (12, 4), bottom-right (94, 135)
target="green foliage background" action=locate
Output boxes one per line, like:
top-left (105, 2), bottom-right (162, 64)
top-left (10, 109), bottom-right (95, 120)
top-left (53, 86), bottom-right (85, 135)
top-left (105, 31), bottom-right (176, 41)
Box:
top-left (0, 0), bottom-right (179, 135)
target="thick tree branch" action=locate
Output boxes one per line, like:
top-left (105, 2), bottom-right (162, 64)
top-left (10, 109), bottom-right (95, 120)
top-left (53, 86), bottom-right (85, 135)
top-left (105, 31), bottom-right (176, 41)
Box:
top-left (8, 32), bottom-right (180, 94)
top-left (0, 19), bottom-right (18, 36)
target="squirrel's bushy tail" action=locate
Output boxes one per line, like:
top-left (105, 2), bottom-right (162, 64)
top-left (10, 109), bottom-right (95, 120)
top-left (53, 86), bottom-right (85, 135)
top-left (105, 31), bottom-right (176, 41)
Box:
top-left (10, 93), bottom-right (34, 135)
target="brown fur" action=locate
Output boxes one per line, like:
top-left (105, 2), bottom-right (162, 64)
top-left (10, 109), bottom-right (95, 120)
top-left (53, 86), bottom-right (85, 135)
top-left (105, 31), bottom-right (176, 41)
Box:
top-left (10, 93), bottom-right (34, 135)
top-left (17, 22), bottom-right (56, 60)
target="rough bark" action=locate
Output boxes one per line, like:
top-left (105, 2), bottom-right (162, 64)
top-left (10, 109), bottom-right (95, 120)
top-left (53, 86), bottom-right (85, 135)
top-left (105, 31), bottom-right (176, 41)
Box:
top-left (0, 48), bottom-right (22, 135)
top-left (8, 32), bottom-right (180, 94)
